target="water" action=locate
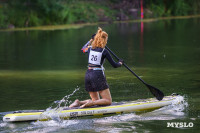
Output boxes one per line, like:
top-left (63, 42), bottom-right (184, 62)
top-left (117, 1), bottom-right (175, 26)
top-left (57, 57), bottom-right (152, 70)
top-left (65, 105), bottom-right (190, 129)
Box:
top-left (0, 17), bottom-right (200, 132)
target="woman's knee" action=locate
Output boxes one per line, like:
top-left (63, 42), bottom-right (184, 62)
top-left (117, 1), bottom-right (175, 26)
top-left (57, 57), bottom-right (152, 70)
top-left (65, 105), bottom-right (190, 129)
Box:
top-left (99, 88), bottom-right (112, 104)
top-left (105, 99), bottom-right (112, 105)
top-left (89, 92), bottom-right (100, 101)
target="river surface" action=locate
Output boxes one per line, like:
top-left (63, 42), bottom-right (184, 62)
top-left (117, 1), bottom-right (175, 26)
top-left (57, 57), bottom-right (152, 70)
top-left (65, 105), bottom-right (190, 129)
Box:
top-left (0, 17), bottom-right (200, 132)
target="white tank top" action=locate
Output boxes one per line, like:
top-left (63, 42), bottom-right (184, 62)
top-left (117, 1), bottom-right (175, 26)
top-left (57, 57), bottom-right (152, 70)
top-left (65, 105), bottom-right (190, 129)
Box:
top-left (88, 48), bottom-right (105, 65)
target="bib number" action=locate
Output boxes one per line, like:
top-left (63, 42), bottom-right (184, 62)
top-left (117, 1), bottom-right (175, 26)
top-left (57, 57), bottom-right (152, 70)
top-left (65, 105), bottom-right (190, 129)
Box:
top-left (91, 55), bottom-right (97, 61)
top-left (88, 50), bottom-right (103, 65)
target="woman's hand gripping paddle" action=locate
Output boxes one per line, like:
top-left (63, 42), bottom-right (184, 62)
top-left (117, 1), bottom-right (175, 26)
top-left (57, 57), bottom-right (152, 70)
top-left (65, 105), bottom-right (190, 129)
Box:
top-left (105, 46), bottom-right (164, 101)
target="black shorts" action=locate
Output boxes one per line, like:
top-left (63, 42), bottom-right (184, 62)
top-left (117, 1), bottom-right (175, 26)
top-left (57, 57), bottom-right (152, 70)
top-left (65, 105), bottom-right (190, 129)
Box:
top-left (85, 69), bottom-right (109, 92)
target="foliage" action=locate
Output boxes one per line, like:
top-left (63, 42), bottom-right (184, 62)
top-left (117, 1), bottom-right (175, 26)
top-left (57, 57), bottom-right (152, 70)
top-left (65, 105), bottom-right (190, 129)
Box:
top-left (29, 12), bottom-right (41, 26)
top-left (0, 8), bottom-right (6, 28)
top-left (62, 2), bottom-right (99, 23)
top-left (148, 2), bottom-right (166, 17)
top-left (0, 0), bottom-right (200, 28)
top-left (35, 0), bottom-right (64, 24)
top-left (170, 0), bottom-right (191, 16)
top-left (145, 0), bottom-right (196, 17)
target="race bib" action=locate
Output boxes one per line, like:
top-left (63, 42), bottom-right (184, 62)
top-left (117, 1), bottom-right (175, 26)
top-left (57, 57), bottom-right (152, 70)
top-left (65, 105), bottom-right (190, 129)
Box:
top-left (88, 50), bottom-right (103, 65)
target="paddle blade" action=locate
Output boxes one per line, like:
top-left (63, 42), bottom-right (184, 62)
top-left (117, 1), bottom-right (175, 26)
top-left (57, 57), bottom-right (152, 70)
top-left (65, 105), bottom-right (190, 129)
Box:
top-left (146, 84), bottom-right (164, 101)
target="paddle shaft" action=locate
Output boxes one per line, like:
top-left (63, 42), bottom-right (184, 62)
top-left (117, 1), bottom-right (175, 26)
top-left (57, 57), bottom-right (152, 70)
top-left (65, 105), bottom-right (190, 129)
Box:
top-left (105, 46), bottom-right (146, 85)
top-left (105, 46), bottom-right (164, 100)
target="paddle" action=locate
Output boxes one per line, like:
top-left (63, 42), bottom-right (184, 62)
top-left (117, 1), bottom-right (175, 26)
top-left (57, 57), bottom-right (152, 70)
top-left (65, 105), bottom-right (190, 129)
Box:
top-left (105, 46), bottom-right (164, 101)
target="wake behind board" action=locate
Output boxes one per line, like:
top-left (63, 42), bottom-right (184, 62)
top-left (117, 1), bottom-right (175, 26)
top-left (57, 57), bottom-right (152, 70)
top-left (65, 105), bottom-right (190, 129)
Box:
top-left (3, 94), bottom-right (183, 122)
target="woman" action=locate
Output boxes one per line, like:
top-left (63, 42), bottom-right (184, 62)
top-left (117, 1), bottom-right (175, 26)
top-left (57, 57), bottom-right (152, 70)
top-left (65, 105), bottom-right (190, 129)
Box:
top-left (69, 27), bottom-right (123, 108)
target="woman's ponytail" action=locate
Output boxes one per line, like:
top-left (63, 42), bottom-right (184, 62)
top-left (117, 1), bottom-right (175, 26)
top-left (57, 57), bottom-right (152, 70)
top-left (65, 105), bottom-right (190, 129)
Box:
top-left (92, 27), bottom-right (108, 49)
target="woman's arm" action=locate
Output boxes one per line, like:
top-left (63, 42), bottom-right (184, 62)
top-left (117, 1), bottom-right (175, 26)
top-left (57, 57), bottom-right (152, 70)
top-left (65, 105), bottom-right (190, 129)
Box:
top-left (105, 49), bottom-right (122, 68)
top-left (81, 39), bottom-right (93, 53)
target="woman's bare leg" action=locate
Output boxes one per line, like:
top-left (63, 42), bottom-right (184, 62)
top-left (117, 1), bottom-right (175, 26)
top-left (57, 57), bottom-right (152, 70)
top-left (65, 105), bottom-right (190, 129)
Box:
top-left (81, 88), bottom-right (112, 108)
top-left (69, 99), bottom-right (90, 108)
top-left (69, 92), bottom-right (100, 108)
top-left (89, 91), bottom-right (100, 101)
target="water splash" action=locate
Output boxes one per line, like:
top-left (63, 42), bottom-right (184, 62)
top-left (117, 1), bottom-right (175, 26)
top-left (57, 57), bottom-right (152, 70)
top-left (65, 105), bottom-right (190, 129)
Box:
top-left (95, 95), bottom-right (188, 123)
top-left (39, 87), bottom-right (80, 121)
top-left (49, 87), bottom-right (80, 110)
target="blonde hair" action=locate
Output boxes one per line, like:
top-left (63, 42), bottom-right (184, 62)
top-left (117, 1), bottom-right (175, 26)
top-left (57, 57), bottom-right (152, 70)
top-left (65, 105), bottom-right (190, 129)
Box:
top-left (91, 27), bottom-right (108, 49)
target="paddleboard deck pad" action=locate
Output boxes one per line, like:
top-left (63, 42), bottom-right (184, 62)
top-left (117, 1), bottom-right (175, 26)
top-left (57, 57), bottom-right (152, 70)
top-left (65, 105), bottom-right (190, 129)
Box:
top-left (3, 94), bottom-right (183, 122)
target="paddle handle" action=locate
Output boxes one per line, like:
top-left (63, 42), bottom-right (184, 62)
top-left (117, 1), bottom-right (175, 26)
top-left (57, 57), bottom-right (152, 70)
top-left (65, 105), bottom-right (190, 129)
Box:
top-left (105, 46), bottom-right (146, 85)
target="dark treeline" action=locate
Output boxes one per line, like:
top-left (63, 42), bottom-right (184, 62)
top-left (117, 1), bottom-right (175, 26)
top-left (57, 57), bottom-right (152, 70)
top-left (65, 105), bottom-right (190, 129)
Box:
top-left (0, 0), bottom-right (200, 28)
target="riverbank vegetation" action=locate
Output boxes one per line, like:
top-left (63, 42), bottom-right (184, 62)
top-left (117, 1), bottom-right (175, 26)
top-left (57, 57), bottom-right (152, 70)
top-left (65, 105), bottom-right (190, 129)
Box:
top-left (0, 0), bottom-right (200, 29)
